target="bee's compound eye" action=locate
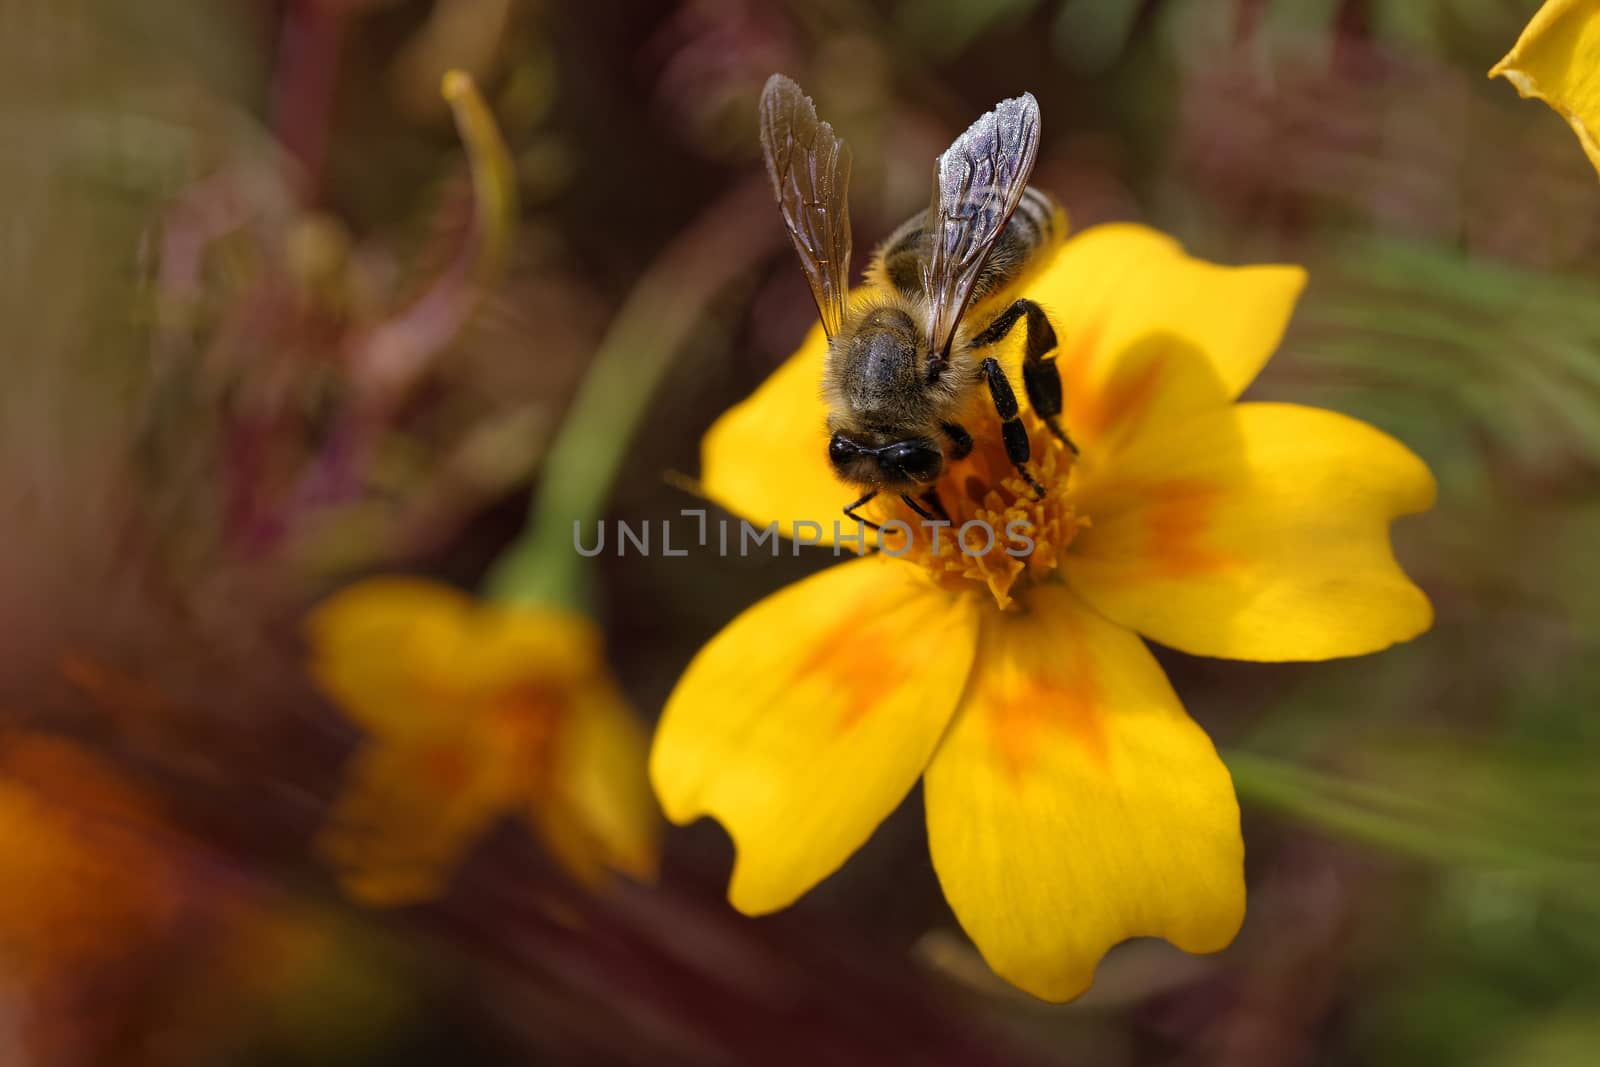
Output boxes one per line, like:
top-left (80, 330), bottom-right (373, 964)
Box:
top-left (882, 440), bottom-right (943, 483)
top-left (828, 432), bottom-right (857, 473)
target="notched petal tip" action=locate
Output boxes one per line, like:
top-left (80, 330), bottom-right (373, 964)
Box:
top-left (986, 904), bottom-right (1246, 1004)
top-left (1487, 0), bottom-right (1600, 179)
top-left (650, 556), bottom-right (978, 917)
top-left (924, 587), bottom-right (1245, 1003)
top-left (1069, 403), bottom-right (1439, 663)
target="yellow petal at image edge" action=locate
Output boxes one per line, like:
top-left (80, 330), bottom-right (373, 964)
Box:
top-left (1491, 0), bottom-right (1600, 179)
top-left (535, 677), bottom-right (660, 886)
top-left (1068, 402), bottom-right (1435, 662)
top-left (924, 583), bottom-right (1244, 1003)
top-left (650, 555), bottom-right (977, 914)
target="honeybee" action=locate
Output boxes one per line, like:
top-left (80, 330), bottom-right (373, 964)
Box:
top-left (758, 74), bottom-right (1077, 527)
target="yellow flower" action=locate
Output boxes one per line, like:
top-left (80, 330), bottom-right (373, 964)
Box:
top-left (650, 224), bottom-right (1434, 1002)
top-left (308, 578), bottom-right (657, 905)
top-left (1491, 0), bottom-right (1600, 178)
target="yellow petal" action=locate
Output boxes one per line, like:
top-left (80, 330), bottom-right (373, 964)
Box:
top-left (307, 578), bottom-right (602, 737)
top-left (306, 578), bottom-right (474, 739)
top-left (317, 735), bottom-right (518, 906)
top-left (1029, 224), bottom-right (1306, 450)
top-left (1068, 402), bottom-right (1435, 661)
top-left (700, 325), bottom-right (848, 542)
top-left (650, 556), bottom-right (977, 914)
top-left (923, 583), bottom-right (1243, 1003)
top-left (459, 602), bottom-right (603, 691)
top-left (534, 677), bottom-right (660, 885)
top-left (1491, 0), bottom-right (1600, 179)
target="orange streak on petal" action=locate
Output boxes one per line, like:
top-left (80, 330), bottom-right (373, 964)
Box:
top-left (790, 613), bottom-right (921, 735)
top-left (1059, 320), bottom-right (1102, 426)
top-left (985, 641), bottom-right (1109, 782)
top-left (1074, 345), bottom-right (1168, 446)
top-left (1139, 478), bottom-right (1233, 579)
top-left (1078, 477), bottom-right (1234, 584)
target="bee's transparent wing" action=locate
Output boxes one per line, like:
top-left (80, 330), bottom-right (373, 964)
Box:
top-left (759, 74), bottom-right (852, 339)
top-left (921, 92), bottom-right (1040, 357)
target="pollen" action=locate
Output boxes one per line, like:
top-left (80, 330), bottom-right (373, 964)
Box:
top-left (877, 412), bottom-right (1088, 611)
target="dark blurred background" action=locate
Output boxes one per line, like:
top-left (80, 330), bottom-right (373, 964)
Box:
top-left (3, 0), bottom-right (1600, 1064)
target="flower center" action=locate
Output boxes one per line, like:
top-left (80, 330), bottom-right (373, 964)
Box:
top-left (487, 683), bottom-right (569, 788)
top-left (871, 411), bottom-right (1087, 611)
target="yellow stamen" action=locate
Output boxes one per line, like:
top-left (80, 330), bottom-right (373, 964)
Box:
top-left (878, 412), bottom-right (1089, 611)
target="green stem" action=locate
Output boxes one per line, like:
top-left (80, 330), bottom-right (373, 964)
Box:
top-left (484, 179), bottom-right (781, 612)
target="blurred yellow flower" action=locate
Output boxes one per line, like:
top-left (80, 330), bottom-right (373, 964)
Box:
top-left (650, 224), bottom-right (1435, 1001)
top-left (308, 578), bottom-right (657, 905)
top-left (1491, 0), bottom-right (1600, 177)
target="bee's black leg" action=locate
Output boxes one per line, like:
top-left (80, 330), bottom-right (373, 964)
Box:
top-left (971, 299), bottom-right (1079, 456)
top-left (941, 421), bottom-right (973, 460)
top-left (1016, 304), bottom-right (1079, 456)
top-left (843, 491), bottom-right (881, 530)
top-left (900, 494), bottom-right (937, 521)
top-left (902, 491), bottom-right (951, 523)
top-left (979, 356), bottom-right (1045, 499)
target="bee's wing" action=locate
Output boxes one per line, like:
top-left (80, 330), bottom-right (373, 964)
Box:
top-left (759, 74), bottom-right (853, 339)
top-left (921, 92), bottom-right (1041, 357)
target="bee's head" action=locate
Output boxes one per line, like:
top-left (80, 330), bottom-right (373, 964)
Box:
top-left (828, 430), bottom-right (944, 490)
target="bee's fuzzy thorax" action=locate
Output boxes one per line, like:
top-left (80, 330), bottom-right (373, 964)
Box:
top-left (822, 287), bottom-right (974, 437)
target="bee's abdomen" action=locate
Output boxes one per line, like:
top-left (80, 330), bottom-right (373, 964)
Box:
top-left (874, 213), bottom-right (930, 296)
top-left (872, 186), bottom-right (1064, 301)
top-left (1007, 186), bottom-right (1063, 261)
